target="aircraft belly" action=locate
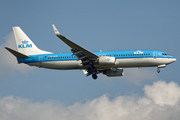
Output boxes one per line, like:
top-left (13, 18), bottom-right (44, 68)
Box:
top-left (150, 58), bottom-right (169, 66)
top-left (28, 60), bottom-right (82, 70)
top-left (94, 58), bottom-right (152, 69)
top-left (27, 58), bottom-right (170, 70)
top-left (94, 65), bottom-right (112, 69)
top-left (42, 61), bottom-right (81, 70)
top-left (115, 58), bottom-right (155, 67)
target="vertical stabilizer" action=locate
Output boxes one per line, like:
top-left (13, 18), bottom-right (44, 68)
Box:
top-left (13, 27), bottom-right (52, 55)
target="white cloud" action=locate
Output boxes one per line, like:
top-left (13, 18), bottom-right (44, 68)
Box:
top-left (144, 81), bottom-right (180, 106)
top-left (123, 68), bottom-right (157, 84)
top-left (0, 32), bottom-right (33, 76)
top-left (0, 80), bottom-right (180, 120)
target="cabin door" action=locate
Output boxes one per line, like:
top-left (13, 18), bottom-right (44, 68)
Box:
top-left (153, 52), bottom-right (157, 58)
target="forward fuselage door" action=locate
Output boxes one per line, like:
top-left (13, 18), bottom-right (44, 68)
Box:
top-left (153, 51), bottom-right (157, 58)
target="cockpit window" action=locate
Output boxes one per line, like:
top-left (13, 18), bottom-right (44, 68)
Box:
top-left (162, 53), bottom-right (168, 55)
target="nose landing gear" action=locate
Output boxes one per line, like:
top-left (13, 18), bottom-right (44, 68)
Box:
top-left (157, 64), bottom-right (166, 73)
top-left (157, 68), bottom-right (160, 73)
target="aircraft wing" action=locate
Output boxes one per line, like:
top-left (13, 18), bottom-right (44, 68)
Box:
top-left (52, 24), bottom-right (98, 62)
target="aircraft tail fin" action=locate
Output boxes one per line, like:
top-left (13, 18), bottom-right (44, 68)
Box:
top-left (5, 47), bottom-right (29, 59)
top-left (13, 27), bottom-right (52, 55)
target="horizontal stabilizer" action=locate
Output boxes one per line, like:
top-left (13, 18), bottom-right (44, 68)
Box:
top-left (5, 47), bottom-right (29, 59)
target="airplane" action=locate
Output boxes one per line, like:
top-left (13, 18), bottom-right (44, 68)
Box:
top-left (5, 25), bottom-right (176, 79)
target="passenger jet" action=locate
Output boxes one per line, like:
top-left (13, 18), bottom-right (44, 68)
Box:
top-left (5, 25), bottom-right (176, 79)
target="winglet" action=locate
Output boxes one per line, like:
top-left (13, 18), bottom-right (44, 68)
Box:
top-left (52, 24), bottom-right (61, 35)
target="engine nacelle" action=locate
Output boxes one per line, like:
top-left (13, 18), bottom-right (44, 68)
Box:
top-left (98, 56), bottom-right (116, 65)
top-left (103, 68), bottom-right (124, 77)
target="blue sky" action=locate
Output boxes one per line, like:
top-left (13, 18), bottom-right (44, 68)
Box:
top-left (0, 1), bottom-right (180, 119)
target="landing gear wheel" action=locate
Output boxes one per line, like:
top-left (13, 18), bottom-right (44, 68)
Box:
top-left (92, 74), bottom-right (97, 80)
top-left (157, 69), bottom-right (160, 73)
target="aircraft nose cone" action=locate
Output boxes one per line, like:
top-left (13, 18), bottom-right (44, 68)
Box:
top-left (173, 58), bottom-right (176, 62)
top-left (167, 58), bottom-right (176, 64)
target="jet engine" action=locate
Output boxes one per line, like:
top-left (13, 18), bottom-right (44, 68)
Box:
top-left (103, 68), bottom-right (124, 77)
top-left (97, 56), bottom-right (116, 65)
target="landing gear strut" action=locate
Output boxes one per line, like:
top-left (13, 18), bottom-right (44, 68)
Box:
top-left (87, 63), bottom-right (98, 80)
top-left (157, 68), bottom-right (160, 73)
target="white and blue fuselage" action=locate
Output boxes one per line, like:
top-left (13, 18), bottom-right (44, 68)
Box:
top-left (18, 50), bottom-right (176, 70)
top-left (5, 25), bottom-right (176, 79)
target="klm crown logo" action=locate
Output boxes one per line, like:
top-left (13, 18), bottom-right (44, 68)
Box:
top-left (18, 40), bottom-right (32, 48)
top-left (22, 40), bottom-right (28, 44)
top-left (106, 58), bottom-right (111, 61)
top-left (134, 50), bottom-right (143, 54)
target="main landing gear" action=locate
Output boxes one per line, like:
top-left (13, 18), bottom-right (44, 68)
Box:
top-left (87, 64), bottom-right (98, 80)
top-left (92, 74), bottom-right (97, 79)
